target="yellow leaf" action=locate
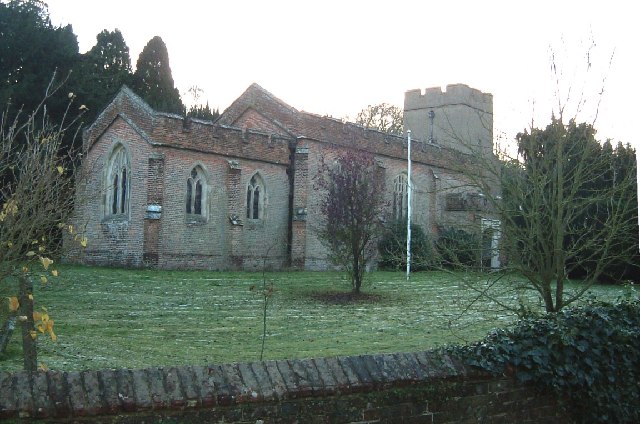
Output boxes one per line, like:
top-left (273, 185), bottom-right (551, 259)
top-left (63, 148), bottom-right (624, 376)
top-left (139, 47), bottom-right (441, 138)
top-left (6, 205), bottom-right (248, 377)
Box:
top-left (68, 224), bottom-right (74, 234)
top-left (6, 241), bottom-right (12, 248)
top-left (30, 330), bottom-right (37, 340)
top-left (56, 166), bottom-right (64, 175)
top-left (46, 320), bottom-right (56, 341)
top-left (26, 251), bottom-right (36, 257)
top-left (8, 297), bottom-right (19, 312)
top-left (57, 222), bottom-right (65, 229)
top-left (40, 257), bottom-right (53, 270)
top-left (36, 324), bottom-right (45, 333)
top-left (32, 240), bottom-right (38, 245)
top-left (38, 245), bottom-right (46, 252)
top-left (80, 237), bottom-right (88, 248)
top-left (22, 266), bottom-right (29, 273)
top-left (33, 311), bottom-right (42, 321)
top-left (40, 276), bottom-right (48, 284)
top-left (51, 269), bottom-right (59, 277)
top-left (28, 294), bottom-right (33, 301)
top-left (39, 363), bottom-right (48, 372)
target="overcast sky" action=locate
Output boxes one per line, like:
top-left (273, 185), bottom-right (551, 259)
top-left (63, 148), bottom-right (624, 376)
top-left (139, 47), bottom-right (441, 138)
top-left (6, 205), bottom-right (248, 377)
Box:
top-left (45, 0), bottom-right (637, 149)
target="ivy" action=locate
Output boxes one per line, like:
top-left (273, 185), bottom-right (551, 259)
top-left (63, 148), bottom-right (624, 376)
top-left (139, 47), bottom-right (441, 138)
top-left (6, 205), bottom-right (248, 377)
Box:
top-left (447, 300), bottom-right (640, 423)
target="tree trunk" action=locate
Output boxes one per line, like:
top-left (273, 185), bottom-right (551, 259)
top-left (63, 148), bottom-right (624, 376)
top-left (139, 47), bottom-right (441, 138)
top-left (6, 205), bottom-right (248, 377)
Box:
top-left (19, 275), bottom-right (37, 372)
top-left (541, 284), bottom-right (555, 313)
top-left (0, 313), bottom-right (16, 354)
top-left (352, 254), bottom-right (361, 294)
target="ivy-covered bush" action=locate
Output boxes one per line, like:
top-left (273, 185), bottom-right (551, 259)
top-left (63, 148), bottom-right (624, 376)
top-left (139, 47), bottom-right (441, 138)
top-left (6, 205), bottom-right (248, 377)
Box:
top-left (448, 300), bottom-right (640, 423)
top-left (434, 226), bottom-right (479, 269)
top-left (378, 220), bottom-right (433, 271)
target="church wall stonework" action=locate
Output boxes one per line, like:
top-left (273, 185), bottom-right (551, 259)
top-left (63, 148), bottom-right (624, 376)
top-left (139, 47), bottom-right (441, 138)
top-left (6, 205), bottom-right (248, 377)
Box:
top-left (69, 84), bottom-right (498, 271)
top-left (75, 117), bottom-right (150, 267)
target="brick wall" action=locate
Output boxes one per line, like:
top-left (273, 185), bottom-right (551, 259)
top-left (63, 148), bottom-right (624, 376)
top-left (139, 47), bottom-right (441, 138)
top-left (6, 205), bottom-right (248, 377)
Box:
top-left (0, 351), bottom-right (568, 423)
top-left (70, 85), bottom-right (499, 272)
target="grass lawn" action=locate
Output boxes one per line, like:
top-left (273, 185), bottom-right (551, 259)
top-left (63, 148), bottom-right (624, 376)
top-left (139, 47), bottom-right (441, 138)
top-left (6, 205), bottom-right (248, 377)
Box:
top-left (0, 265), bottom-right (627, 372)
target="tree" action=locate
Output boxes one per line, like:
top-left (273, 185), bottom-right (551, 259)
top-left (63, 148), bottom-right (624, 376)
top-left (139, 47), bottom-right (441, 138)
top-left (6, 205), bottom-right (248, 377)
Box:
top-left (72, 29), bottom-right (133, 124)
top-left (565, 140), bottom-right (640, 283)
top-left (355, 103), bottom-right (403, 135)
top-left (468, 117), bottom-right (638, 314)
top-left (185, 86), bottom-right (219, 121)
top-left (314, 150), bottom-right (386, 294)
top-left (1, 76), bottom-right (85, 370)
top-left (133, 36), bottom-right (184, 114)
top-left (0, 0), bottom-right (79, 127)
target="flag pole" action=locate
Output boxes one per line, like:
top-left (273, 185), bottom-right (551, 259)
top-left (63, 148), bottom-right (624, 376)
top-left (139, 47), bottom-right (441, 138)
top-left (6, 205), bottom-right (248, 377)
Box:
top-left (406, 130), bottom-right (412, 281)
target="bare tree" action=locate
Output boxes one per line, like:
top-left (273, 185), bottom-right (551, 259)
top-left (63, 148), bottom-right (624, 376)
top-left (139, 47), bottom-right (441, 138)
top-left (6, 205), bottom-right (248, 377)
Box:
top-left (314, 150), bottom-right (386, 294)
top-left (1, 75), bottom-right (86, 370)
top-left (355, 103), bottom-right (403, 135)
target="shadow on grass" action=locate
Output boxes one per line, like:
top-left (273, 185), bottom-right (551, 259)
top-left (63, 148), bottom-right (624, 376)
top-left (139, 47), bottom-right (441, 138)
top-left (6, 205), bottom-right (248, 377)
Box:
top-left (310, 291), bottom-right (384, 305)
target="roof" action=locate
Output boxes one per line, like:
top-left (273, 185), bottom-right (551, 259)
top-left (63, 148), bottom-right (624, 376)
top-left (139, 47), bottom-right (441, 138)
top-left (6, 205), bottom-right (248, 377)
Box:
top-left (82, 85), bottom-right (292, 166)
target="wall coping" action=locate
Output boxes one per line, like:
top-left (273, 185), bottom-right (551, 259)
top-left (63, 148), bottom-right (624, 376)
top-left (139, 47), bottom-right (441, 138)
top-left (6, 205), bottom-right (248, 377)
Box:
top-left (0, 351), bottom-right (490, 420)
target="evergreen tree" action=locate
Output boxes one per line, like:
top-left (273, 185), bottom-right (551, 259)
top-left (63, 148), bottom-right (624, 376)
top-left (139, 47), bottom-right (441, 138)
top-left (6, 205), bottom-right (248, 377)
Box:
top-left (0, 0), bottom-right (79, 124)
top-left (72, 29), bottom-right (133, 123)
top-left (133, 36), bottom-right (183, 114)
top-left (186, 102), bottom-right (219, 121)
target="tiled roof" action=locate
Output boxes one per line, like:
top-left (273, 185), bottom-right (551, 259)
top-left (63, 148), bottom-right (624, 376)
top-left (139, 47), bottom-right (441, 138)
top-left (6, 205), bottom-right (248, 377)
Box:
top-left (219, 83), bottom-right (471, 170)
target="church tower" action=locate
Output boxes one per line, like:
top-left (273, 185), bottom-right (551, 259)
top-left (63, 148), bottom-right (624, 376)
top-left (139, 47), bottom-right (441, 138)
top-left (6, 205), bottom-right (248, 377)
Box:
top-left (403, 84), bottom-right (493, 155)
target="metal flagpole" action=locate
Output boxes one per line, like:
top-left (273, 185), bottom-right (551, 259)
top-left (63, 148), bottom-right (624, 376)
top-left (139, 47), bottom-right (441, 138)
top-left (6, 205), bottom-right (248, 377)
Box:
top-left (406, 130), bottom-right (412, 281)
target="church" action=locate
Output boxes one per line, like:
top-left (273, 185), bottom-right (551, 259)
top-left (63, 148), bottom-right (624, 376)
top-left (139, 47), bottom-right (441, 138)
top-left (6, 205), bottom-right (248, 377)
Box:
top-left (68, 83), bottom-right (499, 270)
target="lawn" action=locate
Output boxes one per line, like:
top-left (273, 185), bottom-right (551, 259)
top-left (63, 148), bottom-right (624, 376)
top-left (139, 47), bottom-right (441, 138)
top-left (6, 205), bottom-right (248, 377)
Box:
top-left (0, 265), bottom-right (627, 372)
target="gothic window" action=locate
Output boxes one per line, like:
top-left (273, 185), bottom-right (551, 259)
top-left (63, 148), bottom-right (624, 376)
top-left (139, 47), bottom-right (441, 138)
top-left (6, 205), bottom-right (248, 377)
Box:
top-left (392, 174), bottom-right (408, 221)
top-left (105, 145), bottom-right (130, 217)
top-left (186, 166), bottom-right (206, 216)
top-left (246, 173), bottom-right (265, 220)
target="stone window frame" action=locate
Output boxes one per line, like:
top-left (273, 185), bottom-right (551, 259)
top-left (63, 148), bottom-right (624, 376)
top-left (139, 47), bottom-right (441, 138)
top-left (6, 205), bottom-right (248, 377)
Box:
top-left (246, 172), bottom-right (266, 221)
top-left (392, 173), bottom-right (412, 221)
top-left (104, 143), bottom-right (131, 220)
top-left (185, 164), bottom-right (208, 224)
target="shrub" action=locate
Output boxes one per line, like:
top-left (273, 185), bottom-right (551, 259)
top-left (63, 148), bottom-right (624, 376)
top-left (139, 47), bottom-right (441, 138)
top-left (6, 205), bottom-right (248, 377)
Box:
top-left (448, 300), bottom-right (640, 423)
top-left (434, 226), bottom-right (479, 269)
top-left (378, 220), bottom-right (433, 271)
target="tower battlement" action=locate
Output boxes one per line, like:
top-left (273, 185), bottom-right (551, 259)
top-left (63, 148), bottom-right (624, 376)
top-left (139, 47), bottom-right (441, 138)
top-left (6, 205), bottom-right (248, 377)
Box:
top-left (404, 84), bottom-right (493, 154)
top-left (405, 84), bottom-right (493, 112)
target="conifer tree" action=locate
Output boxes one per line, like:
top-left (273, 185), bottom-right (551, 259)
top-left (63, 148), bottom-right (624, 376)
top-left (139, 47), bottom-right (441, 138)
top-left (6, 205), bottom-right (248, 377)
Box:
top-left (133, 36), bottom-right (184, 114)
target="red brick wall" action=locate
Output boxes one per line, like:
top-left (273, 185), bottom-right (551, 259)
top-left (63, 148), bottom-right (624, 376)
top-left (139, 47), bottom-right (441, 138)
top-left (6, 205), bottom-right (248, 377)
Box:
top-left (0, 352), bottom-right (569, 423)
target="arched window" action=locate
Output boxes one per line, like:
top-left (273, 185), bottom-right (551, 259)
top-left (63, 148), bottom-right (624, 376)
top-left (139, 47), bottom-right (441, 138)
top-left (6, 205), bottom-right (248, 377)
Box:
top-left (186, 166), bottom-right (206, 216)
top-left (105, 145), bottom-right (130, 217)
top-left (393, 174), bottom-right (408, 221)
top-left (246, 173), bottom-right (265, 220)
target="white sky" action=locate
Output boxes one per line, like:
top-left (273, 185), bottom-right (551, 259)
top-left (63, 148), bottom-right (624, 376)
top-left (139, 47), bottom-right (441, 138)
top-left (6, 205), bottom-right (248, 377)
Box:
top-left (46, 0), bottom-right (638, 149)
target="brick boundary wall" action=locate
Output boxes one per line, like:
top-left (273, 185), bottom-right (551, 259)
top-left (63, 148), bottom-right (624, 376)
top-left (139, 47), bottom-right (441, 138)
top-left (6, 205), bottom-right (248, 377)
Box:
top-left (0, 351), bottom-right (569, 423)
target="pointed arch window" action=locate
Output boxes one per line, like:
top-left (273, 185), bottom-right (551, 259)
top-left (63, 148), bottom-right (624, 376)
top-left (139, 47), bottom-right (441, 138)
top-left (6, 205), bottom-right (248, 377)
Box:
top-left (393, 174), bottom-right (408, 221)
top-left (246, 174), bottom-right (265, 220)
top-left (186, 166), bottom-right (206, 216)
top-left (105, 145), bottom-right (130, 217)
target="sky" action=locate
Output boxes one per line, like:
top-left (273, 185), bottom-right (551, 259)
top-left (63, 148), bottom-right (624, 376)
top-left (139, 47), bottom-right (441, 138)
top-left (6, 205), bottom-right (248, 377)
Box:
top-left (45, 0), bottom-right (638, 150)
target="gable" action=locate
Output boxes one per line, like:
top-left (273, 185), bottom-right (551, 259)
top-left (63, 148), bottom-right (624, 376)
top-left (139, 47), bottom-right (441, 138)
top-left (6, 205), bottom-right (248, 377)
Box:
top-left (232, 107), bottom-right (292, 137)
top-left (83, 86), bottom-right (156, 152)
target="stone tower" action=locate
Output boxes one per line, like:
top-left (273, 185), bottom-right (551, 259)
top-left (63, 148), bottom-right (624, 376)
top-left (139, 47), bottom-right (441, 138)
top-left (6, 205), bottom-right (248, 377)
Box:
top-left (403, 84), bottom-right (493, 155)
